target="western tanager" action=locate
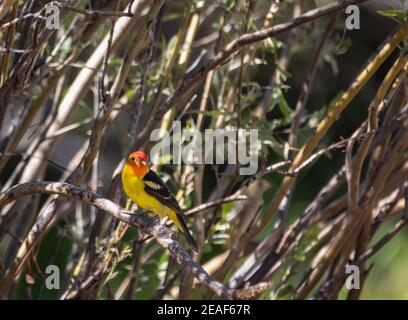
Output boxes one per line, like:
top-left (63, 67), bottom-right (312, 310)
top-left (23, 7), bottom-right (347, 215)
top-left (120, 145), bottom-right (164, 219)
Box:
top-left (121, 150), bottom-right (198, 252)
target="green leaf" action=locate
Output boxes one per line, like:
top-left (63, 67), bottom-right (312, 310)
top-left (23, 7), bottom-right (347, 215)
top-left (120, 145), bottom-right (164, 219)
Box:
top-left (269, 88), bottom-right (293, 124)
top-left (223, 0), bottom-right (236, 11)
top-left (293, 226), bottom-right (320, 263)
top-left (134, 250), bottom-right (166, 299)
top-left (276, 284), bottom-right (296, 300)
top-left (157, 154), bottom-right (173, 165)
top-left (277, 91), bottom-right (293, 121)
top-left (377, 10), bottom-right (406, 18)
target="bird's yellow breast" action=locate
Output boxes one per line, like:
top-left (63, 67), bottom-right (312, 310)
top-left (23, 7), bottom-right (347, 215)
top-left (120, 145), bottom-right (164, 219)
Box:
top-left (121, 164), bottom-right (170, 219)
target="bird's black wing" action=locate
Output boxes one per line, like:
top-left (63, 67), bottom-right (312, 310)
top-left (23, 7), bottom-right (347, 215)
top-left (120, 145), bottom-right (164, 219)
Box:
top-left (142, 170), bottom-right (182, 214)
top-left (142, 170), bottom-right (198, 252)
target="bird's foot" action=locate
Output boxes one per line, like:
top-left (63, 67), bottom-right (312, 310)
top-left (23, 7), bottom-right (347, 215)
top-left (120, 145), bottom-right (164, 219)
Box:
top-left (152, 215), bottom-right (161, 224)
top-left (139, 214), bottom-right (160, 229)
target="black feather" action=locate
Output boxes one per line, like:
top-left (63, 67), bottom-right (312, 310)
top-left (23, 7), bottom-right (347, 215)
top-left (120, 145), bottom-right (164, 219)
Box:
top-left (143, 171), bottom-right (180, 211)
top-left (143, 170), bottom-right (198, 252)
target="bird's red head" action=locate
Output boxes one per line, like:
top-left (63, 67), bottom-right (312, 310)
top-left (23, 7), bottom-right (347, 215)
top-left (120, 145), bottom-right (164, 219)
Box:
top-left (127, 150), bottom-right (149, 176)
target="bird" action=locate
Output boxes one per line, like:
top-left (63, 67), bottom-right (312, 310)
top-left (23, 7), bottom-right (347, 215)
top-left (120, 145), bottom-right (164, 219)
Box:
top-left (121, 150), bottom-right (198, 252)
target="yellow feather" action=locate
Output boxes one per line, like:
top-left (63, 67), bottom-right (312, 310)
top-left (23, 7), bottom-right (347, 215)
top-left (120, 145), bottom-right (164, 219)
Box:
top-left (121, 163), bottom-right (183, 231)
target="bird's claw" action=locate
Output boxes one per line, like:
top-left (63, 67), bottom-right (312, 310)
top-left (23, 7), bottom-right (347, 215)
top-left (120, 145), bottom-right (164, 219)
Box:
top-left (139, 214), bottom-right (160, 229)
top-left (152, 215), bottom-right (161, 224)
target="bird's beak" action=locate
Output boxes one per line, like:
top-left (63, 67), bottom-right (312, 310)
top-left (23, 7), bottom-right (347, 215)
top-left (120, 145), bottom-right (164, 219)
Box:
top-left (140, 160), bottom-right (147, 166)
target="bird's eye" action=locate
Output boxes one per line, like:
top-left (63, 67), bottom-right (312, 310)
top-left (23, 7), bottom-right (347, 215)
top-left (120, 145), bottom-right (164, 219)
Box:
top-left (130, 156), bottom-right (135, 162)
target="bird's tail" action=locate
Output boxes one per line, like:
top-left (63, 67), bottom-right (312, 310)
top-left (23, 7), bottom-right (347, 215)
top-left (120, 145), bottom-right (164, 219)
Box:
top-left (169, 210), bottom-right (198, 252)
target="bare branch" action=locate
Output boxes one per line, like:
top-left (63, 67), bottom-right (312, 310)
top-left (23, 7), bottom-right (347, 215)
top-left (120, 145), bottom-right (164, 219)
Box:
top-left (134, 0), bottom-right (372, 146)
top-left (0, 181), bottom-right (268, 299)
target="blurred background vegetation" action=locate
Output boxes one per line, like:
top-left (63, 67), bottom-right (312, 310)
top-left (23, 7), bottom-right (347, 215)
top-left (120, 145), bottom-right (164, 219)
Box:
top-left (0, 0), bottom-right (407, 300)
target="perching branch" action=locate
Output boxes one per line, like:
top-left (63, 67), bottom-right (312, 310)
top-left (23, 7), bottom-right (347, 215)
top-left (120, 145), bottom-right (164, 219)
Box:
top-left (0, 181), bottom-right (268, 300)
